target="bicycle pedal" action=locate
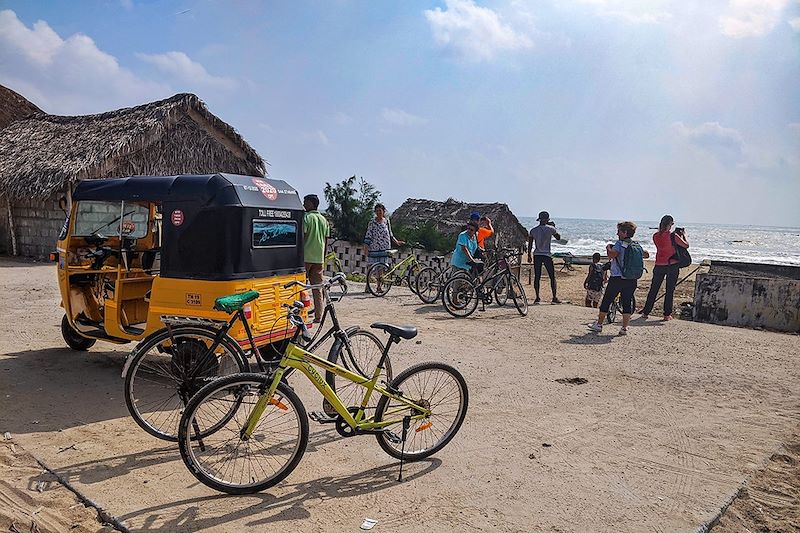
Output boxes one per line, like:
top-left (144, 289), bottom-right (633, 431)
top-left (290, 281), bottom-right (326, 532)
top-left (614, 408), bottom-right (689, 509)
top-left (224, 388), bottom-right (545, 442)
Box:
top-left (308, 411), bottom-right (338, 424)
top-left (383, 430), bottom-right (402, 444)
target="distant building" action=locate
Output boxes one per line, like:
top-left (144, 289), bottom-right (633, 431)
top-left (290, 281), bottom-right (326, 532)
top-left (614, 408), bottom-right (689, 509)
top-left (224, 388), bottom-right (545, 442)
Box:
top-left (0, 85), bottom-right (265, 257)
top-left (391, 198), bottom-right (529, 250)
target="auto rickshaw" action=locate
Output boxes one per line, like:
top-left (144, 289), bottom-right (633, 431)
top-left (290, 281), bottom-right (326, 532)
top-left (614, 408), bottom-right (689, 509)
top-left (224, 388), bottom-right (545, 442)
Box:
top-left (54, 173), bottom-right (308, 351)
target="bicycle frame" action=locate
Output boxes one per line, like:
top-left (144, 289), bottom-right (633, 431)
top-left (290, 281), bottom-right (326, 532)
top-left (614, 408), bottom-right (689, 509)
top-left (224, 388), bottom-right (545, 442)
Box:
top-left (242, 337), bottom-right (430, 438)
top-left (384, 251), bottom-right (418, 280)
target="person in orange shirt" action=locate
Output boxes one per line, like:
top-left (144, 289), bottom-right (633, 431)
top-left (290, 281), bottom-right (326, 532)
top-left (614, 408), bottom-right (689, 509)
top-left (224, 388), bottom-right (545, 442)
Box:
top-left (475, 216), bottom-right (494, 259)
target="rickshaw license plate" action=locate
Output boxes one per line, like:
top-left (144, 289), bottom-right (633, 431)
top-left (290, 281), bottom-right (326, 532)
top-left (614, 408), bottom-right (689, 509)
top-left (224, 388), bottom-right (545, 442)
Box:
top-left (186, 293), bottom-right (202, 306)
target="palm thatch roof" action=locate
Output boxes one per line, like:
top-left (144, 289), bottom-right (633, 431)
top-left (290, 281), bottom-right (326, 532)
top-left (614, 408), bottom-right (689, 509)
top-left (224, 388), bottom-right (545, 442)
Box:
top-left (0, 88), bottom-right (266, 200)
top-left (0, 85), bottom-right (43, 130)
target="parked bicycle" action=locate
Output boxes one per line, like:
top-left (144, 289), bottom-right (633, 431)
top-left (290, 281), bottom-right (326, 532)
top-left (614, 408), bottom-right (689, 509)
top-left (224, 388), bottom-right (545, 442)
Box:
top-left (441, 249), bottom-right (528, 318)
top-left (414, 255), bottom-right (465, 304)
top-left (365, 244), bottom-right (424, 297)
top-left (177, 283), bottom-right (469, 494)
top-left (123, 273), bottom-right (388, 441)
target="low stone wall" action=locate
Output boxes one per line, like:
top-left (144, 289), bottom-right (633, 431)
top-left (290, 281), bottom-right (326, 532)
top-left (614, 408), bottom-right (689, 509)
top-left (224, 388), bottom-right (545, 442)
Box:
top-left (694, 272), bottom-right (800, 332)
top-left (4, 196), bottom-right (65, 258)
top-left (323, 239), bottom-right (451, 276)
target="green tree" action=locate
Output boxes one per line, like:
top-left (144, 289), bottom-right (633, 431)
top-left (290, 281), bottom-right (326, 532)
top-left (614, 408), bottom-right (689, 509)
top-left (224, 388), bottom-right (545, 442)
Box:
top-left (323, 176), bottom-right (381, 243)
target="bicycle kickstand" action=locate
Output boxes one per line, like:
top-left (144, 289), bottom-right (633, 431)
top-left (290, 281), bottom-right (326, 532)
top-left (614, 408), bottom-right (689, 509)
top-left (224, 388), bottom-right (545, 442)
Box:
top-left (397, 415), bottom-right (411, 482)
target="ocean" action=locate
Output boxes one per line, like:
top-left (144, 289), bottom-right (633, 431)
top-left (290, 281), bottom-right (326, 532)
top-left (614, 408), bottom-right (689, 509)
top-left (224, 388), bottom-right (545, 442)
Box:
top-left (517, 217), bottom-right (800, 267)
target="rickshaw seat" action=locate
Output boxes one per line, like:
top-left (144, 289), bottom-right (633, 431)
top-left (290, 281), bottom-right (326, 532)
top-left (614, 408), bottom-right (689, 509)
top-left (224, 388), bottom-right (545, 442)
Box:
top-left (214, 290), bottom-right (260, 314)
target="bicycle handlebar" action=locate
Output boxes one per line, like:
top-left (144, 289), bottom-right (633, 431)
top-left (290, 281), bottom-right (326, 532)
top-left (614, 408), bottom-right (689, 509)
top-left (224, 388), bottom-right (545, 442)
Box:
top-left (283, 272), bottom-right (347, 291)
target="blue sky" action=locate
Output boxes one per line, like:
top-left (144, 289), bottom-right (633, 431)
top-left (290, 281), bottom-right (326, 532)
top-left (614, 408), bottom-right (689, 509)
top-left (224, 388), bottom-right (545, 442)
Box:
top-left (1, 0), bottom-right (799, 226)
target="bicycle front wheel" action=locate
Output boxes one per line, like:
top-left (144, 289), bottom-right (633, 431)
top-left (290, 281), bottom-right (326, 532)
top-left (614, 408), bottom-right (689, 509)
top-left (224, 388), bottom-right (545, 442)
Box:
top-left (493, 275), bottom-right (509, 307)
top-left (178, 374), bottom-right (308, 494)
top-left (374, 362), bottom-right (468, 461)
top-left (325, 328), bottom-right (389, 413)
top-left (366, 262), bottom-right (392, 297)
top-left (607, 301), bottom-right (618, 323)
top-left (441, 276), bottom-right (479, 318)
top-left (415, 266), bottom-right (440, 304)
top-left (509, 276), bottom-right (529, 316)
top-left (124, 326), bottom-right (249, 441)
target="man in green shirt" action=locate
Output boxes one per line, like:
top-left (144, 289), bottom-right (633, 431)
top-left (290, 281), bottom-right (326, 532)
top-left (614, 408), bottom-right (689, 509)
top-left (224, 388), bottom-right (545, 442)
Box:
top-left (303, 194), bottom-right (329, 322)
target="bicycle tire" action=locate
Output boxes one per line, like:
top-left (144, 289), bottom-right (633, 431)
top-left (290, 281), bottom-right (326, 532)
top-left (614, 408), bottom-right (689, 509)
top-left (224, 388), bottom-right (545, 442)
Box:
top-left (374, 361), bottom-right (468, 461)
top-left (415, 267), bottom-right (440, 304)
top-left (607, 301), bottom-right (618, 323)
top-left (325, 328), bottom-right (389, 413)
top-left (509, 276), bottom-right (529, 316)
top-left (406, 262), bottom-right (422, 295)
top-left (179, 374), bottom-right (308, 494)
top-left (441, 276), bottom-right (479, 318)
top-left (124, 326), bottom-right (249, 441)
top-left (493, 275), bottom-right (509, 307)
top-left (366, 262), bottom-right (392, 297)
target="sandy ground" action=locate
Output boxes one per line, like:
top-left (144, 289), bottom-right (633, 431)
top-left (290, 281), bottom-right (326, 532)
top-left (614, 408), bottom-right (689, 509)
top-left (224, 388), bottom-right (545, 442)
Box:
top-left (1, 257), bottom-right (799, 532)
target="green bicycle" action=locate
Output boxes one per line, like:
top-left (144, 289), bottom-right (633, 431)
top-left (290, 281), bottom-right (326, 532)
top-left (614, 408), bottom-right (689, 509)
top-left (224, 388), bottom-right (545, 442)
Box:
top-left (324, 240), bottom-right (345, 275)
top-left (177, 278), bottom-right (469, 494)
top-left (365, 245), bottom-right (424, 297)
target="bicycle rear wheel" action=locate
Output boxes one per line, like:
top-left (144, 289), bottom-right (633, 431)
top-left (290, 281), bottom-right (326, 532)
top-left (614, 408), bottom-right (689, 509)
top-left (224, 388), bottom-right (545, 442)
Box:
top-left (493, 275), bottom-right (509, 307)
top-left (325, 328), bottom-right (389, 414)
top-left (509, 276), bottom-right (529, 316)
top-left (366, 263), bottom-right (392, 297)
top-left (607, 300), bottom-right (618, 323)
top-left (178, 374), bottom-right (308, 494)
top-left (415, 267), bottom-right (440, 304)
top-left (441, 276), bottom-right (479, 318)
top-left (374, 362), bottom-right (468, 461)
top-left (124, 327), bottom-right (249, 441)
top-left (406, 262), bottom-right (422, 295)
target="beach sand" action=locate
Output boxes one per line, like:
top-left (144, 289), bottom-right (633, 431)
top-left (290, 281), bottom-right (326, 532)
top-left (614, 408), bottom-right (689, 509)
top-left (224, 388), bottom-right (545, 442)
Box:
top-left (1, 257), bottom-right (798, 532)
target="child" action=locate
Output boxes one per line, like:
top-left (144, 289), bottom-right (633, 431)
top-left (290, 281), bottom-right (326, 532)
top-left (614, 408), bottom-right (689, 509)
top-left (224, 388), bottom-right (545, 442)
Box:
top-left (583, 252), bottom-right (608, 308)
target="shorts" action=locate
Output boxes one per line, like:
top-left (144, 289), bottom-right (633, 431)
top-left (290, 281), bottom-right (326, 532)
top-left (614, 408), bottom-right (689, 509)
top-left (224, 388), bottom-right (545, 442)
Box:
top-left (586, 289), bottom-right (603, 304)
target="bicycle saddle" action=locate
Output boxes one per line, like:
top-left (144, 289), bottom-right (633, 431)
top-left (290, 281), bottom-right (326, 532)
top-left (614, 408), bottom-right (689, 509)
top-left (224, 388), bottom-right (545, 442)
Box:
top-left (214, 290), bottom-right (259, 313)
top-left (370, 322), bottom-right (418, 340)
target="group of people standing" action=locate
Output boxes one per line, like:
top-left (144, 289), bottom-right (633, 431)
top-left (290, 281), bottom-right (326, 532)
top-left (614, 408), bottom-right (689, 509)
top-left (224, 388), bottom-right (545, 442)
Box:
top-left (585, 215), bottom-right (689, 335)
top-left (304, 194), bottom-right (692, 336)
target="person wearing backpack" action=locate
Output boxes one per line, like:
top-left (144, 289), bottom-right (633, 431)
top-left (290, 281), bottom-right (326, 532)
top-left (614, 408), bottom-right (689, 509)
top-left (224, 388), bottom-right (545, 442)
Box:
top-left (588, 221), bottom-right (649, 335)
top-left (584, 252), bottom-right (609, 308)
top-left (639, 215), bottom-right (690, 321)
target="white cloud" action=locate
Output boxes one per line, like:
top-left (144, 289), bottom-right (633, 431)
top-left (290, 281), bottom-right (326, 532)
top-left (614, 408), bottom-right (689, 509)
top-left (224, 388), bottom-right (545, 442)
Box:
top-left (719, 0), bottom-right (789, 38)
top-left (672, 121), bottom-right (745, 165)
top-left (120, 0), bottom-right (134, 10)
top-left (789, 17), bottom-right (800, 31)
top-left (0, 9), bottom-right (168, 114)
top-left (136, 51), bottom-right (237, 90)
top-left (332, 111), bottom-right (353, 125)
top-left (573, 0), bottom-right (672, 25)
top-left (382, 108), bottom-right (428, 127)
top-left (424, 0), bottom-right (533, 62)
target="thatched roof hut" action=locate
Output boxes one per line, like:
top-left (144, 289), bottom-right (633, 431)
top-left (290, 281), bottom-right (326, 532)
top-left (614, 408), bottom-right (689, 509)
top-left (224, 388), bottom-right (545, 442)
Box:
top-left (0, 85), bottom-right (42, 130)
top-left (0, 86), bottom-right (266, 256)
top-left (0, 89), bottom-right (265, 201)
top-left (391, 198), bottom-right (529, 249)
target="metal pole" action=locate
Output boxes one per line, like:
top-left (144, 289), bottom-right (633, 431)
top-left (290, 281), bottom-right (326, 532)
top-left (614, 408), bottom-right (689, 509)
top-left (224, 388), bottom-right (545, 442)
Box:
top-left (653, 264), bottom-right (703, 303)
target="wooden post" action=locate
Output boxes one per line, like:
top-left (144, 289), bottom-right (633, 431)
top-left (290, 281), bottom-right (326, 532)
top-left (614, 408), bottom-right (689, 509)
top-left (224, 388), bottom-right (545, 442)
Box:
top-left (6, 197), bottom-right (17, 256)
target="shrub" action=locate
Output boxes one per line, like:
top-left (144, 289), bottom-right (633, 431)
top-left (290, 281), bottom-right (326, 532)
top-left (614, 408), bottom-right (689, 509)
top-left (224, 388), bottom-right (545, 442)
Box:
top-left (323, 176), bottom-right (380, 243)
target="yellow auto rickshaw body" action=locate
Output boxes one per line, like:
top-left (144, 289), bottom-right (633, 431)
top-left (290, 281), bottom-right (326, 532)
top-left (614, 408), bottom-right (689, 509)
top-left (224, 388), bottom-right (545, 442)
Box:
top-left (55, 174), bottom-right (308, 350)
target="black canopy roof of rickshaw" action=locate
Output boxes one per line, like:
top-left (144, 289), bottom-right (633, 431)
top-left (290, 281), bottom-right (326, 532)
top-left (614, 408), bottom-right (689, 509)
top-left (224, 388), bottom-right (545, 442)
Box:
top-left (72, 173), bottom-right (302, 210)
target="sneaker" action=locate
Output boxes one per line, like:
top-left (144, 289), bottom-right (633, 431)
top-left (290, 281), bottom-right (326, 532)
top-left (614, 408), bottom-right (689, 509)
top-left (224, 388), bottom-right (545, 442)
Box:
top-left (618, 327), bottom-right (628, 336)
top-left (663, 315), bottom-right (673, 321)
top-left (640, 312), bottom-right (649, 319)
top-left (534, 298), bottom-right (541, 305)
top-left (552, 298), bottom-right (562, 304)
top-left (588, 322), bottom-right (603, 332)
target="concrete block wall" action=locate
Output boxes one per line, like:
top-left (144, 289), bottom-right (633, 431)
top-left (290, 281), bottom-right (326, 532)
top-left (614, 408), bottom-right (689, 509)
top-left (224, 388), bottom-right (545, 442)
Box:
top-left (694, 273), bottom-right (800, 332)
top-left (323, 239), bottom-right (451, 276)
top-left (5, 196), bottom-right (66, 258)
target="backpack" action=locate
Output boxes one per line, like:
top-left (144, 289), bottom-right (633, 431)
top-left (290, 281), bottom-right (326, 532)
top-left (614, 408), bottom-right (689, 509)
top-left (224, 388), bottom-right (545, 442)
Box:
top-left (617, 240), bottom-right (645, 280)
top-left (586, 264), bottom-right (604, 290)
top-left (670, 233), bottom-right (692, 268)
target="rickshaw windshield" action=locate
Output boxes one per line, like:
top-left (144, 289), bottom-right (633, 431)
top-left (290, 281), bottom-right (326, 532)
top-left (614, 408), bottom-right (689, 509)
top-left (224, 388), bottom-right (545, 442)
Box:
top-left (73, 201), bottom-right (149, 239)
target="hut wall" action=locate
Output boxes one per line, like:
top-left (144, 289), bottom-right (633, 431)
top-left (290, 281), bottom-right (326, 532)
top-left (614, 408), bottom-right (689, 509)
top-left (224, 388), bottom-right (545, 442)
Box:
top-left (323, 239), bottom-right (451, 276)
top-left (5, 195), bottom-right (65, 258)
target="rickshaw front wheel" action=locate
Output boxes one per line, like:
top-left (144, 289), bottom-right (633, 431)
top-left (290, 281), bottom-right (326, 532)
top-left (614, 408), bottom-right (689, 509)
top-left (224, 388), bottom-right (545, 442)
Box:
top-left (61, 315), bottom-right (97, 351)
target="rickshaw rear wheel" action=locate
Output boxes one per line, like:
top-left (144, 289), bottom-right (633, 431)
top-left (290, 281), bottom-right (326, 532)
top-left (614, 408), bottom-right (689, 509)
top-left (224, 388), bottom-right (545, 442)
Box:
top-left (61, 315), bottom-right (96, 351)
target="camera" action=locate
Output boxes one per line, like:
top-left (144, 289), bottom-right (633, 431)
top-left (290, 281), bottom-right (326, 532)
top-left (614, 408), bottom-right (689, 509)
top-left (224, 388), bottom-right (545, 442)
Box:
top-left (675, 227), bottom-right (685, 235)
